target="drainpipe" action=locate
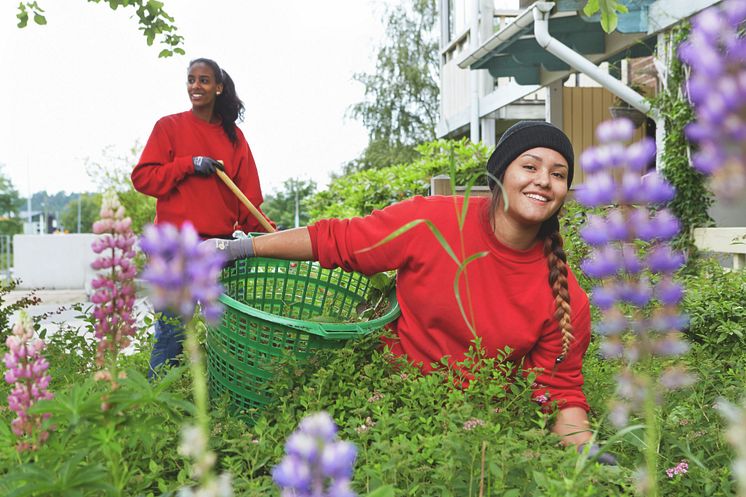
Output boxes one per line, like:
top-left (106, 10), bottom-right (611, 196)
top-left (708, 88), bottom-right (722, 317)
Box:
top-left (469, 0), bottom-right (481, 142)
top-left (532, 2), bottom-right (654, 116)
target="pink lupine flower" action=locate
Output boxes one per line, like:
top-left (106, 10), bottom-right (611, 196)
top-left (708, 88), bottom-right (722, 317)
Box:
top-left (3, 312), bottom-right (53, 451)
top-left (91, 191), bottom-right (138, 371)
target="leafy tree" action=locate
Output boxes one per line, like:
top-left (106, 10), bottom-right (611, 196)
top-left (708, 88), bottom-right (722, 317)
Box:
top-left (262, 179), bottom-right (317, 230)
top-left (16, 0), bottom-right (184, 57)
top-left (0, 166), bottom-right (23, 236)
top-left (86, 144), bottom-right (156, 234)
top-left (347, 0), bottom-right (439, 172)
top-left (60, 193), bottom-right (103, 233)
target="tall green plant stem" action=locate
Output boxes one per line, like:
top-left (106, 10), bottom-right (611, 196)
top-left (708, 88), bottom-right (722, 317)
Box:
top-left (185, 320), bottom-right (209, 435)
top-left (643, 371), bottom-right (659, 497)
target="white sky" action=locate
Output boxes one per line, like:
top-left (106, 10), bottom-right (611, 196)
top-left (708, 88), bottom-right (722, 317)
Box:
top-left (0, 0), bottom-right (388, 198)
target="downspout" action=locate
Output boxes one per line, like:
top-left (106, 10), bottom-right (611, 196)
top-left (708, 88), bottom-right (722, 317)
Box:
top-left (532, 2), bottom-right (654, 116)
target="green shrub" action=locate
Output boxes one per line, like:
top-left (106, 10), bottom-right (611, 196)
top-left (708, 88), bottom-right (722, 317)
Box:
top-left (681, 260), bottom-right (746, 352)
top-left (308, 139), bottom-right (490, 221)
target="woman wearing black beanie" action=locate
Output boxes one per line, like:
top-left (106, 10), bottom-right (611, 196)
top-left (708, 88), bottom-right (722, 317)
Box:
top-left (206, 121), bottom-right (601, 453)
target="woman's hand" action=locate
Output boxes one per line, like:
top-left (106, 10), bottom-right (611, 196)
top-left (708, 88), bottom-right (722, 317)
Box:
top-left (192, 156), bottom-right (224, 176)
top-left (552, 406), bottom-right (592, 447)
top-left (202, 237), bottom-right (254, 261)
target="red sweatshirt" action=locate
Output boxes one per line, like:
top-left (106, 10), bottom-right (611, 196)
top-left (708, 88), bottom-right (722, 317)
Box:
top-left (132, 111), bottom-right (272, 237)
top-left (308, 195), bottom-right (591, 411)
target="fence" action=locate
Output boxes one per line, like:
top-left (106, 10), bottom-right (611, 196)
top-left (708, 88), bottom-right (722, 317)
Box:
top-left (692, 227), bottom-right (746, 270)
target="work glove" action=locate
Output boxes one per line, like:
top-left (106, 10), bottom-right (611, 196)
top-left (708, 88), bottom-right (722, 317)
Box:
top-left (202, 237), bottom-right (254, 262)
top-left (578, 443), bottom-right (618, 466)
top-left (192, 156), bottom-right (224, 176)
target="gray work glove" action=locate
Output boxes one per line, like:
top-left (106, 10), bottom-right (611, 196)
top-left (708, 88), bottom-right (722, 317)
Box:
top-left (202, 237), bottom-right (254, 262)
top-left (578, 443), bottom-right (618, 466)
top-left (192, 156), bottom-right (224, 176)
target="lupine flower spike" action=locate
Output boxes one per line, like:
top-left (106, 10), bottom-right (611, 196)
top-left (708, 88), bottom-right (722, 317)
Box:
top-left (90, 191), bottom-right (138, 377)
top-left (141, 222), bottom-right (229, 496)
top-left (140, 222), bottom-right (225, 323)
top-left (578, 118), bottom-right (693, 495)
top-left (679, 0), bottom-right (746, 198)
top-left (3, 311), bottom-right (54, 452)
top-left (273, 411), bottom-right (358, 497)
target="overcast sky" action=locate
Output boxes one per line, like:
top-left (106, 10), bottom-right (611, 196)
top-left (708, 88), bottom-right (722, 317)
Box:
top-left (0, 0), bottom-right (388, 198)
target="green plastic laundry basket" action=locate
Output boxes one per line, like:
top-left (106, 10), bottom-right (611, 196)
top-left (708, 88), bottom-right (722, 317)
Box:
top-left (206, 256), bottom-right (400, 416)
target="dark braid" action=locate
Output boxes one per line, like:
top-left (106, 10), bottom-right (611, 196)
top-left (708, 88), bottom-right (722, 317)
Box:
top-left (189, 58), bottom-right (245, 145)
top-left (539, 214), bottom-right (574, 364)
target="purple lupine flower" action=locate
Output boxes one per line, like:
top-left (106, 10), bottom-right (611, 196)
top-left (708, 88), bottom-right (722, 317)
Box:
top-left (581, 246), bottom-right (621, 278)
top-left (640, 173), bottom-right (676, 204)
top-left (679, 0), bottom-right (746, 198)
top-left (140, 222), bottom-right (225, 323)
top-left (646, 245), bottom-right (686, 273)
top-left (90, 191), bottom-right (138, 369)
top-left (273, 411), bottom-right (358, 497)
top-left (596, 118), bottom-right (635, 144)
top-left (578, 118), bottom-right (693, 447)
top-left (655, 278), bottom-right (685, 305)
top-left (4, 312), bottom-right (53, 452)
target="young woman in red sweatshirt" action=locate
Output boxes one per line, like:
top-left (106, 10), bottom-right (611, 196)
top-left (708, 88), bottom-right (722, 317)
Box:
top-left (133, 58), bottom-right (273, 376)
top-left (207, 121), bottom-right (599, 451)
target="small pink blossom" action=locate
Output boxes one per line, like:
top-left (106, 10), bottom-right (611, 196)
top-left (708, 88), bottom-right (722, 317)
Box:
top-left (463, 418), bottom-right (485, 430)
top-left (666, 459), bottom-right (689, 478)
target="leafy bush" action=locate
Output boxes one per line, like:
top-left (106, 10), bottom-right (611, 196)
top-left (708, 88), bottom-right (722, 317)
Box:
top-left (308, 139), bottom-right (490, 220)
top-left (681, 259), bottom-right (746, 352)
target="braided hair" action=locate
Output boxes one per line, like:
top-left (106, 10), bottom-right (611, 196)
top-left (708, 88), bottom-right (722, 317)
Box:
top-left (539, 213), bottom-right (573, 364)
top-left (189, 58), bottom-right (245, 145)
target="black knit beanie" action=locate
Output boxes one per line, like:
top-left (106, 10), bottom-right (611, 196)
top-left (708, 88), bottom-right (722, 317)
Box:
top-left (487, 121), bottom-right (575, 190)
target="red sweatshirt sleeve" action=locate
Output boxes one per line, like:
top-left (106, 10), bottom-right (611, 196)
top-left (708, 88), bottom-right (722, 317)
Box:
top-left (308, 197), bottom-right (430, 275)
top-left (131, 119), bottom-right (194, 198)
top-left (525, 296), bottom-right (592, 412)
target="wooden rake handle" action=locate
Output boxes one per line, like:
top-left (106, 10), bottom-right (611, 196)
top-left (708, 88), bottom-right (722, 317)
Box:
top-left (215, 168), bottom-right (276, 233)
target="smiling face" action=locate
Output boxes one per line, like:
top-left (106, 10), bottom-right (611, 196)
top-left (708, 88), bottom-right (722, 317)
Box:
top-left (187, 62), bottom-right (223, 111)
top-left (496, 147), bottom-right (570, 229)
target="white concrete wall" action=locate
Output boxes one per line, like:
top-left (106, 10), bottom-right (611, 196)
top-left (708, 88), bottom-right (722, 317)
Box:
top-left (13, 234), bottom-right (99, 289)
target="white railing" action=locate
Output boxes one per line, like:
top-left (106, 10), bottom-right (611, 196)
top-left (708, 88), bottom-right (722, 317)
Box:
top-left (693, 227), bottom-right (746, 270)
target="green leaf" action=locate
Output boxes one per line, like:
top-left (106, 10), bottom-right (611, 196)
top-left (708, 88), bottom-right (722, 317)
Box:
top-left (583, 0), bottom-right (600, 16)
top-left (33, 13), bottom-right (46, 25)
top-left (365, 485), bottom-right (397, 497)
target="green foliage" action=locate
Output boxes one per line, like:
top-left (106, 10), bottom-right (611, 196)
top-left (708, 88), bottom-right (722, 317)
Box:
top-left (347, 0), bottom-right (439, 171)
top-left (0, 166), bottom-right (23, 236)
top-left (86, 145), bottom-right (156, 234)
top-left (16, 0), bottom-right (185, 57)
top-left (681, 259), bottom-right (746, 352)
top-left (582, 0), bottom-right (629, 33)
top-left (59, 193), bottom-right (102, 233)
top-left (262, 178), bottom-right (317, 230)
top-left (220, 336), bottom-right (632, 496)
top-left (652, 24), bottom-right (714, 254)
top-left (0, 280), bottom-right (40, 345)
top-left (308, 139), bottom-right (490, 220)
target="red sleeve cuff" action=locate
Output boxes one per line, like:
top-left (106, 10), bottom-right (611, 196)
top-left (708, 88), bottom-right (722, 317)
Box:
top-left (307, 224), bottom-right (320, 261)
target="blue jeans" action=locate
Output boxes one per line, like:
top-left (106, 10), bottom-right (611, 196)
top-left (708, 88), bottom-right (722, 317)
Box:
top-left (148, 310), bottom-right (185, 379)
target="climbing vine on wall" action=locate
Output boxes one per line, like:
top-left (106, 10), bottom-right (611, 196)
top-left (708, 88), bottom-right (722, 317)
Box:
top-left (652, 23), bottom-right (714, 254)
